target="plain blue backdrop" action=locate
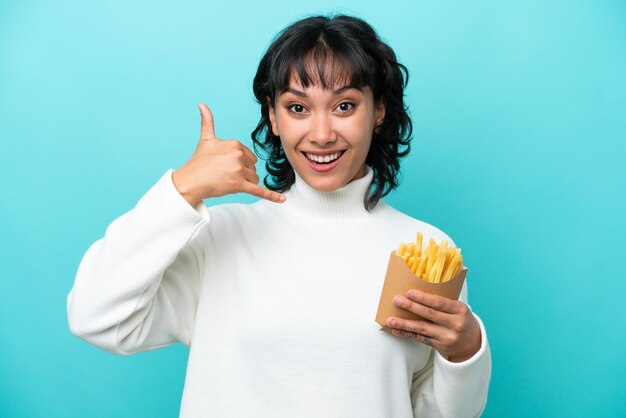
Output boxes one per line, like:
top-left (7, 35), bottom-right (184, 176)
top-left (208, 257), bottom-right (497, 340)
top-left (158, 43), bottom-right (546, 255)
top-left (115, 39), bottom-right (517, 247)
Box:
top-left (1, 0), bottom-right (625, 416)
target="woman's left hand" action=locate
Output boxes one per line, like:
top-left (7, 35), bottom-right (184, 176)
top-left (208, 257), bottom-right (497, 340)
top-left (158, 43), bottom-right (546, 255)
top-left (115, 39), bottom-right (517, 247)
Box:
top-left (386, 289), bottom-right (482, 363)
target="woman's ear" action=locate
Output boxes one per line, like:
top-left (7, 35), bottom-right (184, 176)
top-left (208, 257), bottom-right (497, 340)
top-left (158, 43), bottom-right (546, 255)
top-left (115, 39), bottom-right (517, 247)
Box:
top-left (375, 97), bottom-right (386, 127)
top-left (267, 96), bottom-right (279, 136)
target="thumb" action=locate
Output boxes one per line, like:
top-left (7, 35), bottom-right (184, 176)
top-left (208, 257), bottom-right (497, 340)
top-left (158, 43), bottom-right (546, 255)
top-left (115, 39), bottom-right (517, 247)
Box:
top-left (198, 103), bottom-right (216, 141)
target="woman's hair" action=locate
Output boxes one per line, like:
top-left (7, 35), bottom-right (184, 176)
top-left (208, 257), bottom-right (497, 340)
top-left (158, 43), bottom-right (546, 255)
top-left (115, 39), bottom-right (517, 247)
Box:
top-left (251, 14), bottom-right (412, 210)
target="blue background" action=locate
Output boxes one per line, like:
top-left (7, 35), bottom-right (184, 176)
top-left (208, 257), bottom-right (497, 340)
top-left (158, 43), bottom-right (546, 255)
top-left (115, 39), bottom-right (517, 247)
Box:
top-left (1, 0), bottom-right (625, 416)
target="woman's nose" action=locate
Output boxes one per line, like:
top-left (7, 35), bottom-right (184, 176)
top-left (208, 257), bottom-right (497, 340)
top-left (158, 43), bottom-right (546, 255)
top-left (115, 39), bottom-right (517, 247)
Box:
top-left (309, 113), bottom-right (336, 145)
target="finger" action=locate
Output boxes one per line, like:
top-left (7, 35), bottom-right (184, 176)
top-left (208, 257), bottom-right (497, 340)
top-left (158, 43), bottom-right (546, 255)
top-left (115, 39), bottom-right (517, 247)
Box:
top-left (240, 181), bottom-right (286, 203)
top-left (390, 329), bottom-right (435, 346)
top-left (239, 149), bottom-right (258, 171)
top-left (198, 103), bottom-right (216, 141)
top-left (405, 290), bottom-right (462, 315)
top-left (393, 295), bottom-right (452, 326)
top-left (220, 140), bottom-right (257, 169)
top-left (239, 143), bottom-right (259, 165)
top-left (386, 316), bottom-right (439, 338)
top-left (243, 166), bottom-right (260, 185)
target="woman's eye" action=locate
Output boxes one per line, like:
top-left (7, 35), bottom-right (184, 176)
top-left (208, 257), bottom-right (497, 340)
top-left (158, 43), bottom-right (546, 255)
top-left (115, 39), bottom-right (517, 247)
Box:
top-left (287, 103), bottom-right (306, 113)
top-left (336, 101), bottom-right (355, 112)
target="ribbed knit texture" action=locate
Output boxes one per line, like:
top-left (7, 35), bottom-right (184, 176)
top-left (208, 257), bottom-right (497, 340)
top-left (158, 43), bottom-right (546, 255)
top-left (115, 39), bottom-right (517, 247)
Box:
top-left (280, 166), bottom-right (377, 226)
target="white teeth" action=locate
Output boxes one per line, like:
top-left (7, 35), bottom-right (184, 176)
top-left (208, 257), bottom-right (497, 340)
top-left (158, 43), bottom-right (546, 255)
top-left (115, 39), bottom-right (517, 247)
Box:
top-left (305, 152), bottom-right (342, 163)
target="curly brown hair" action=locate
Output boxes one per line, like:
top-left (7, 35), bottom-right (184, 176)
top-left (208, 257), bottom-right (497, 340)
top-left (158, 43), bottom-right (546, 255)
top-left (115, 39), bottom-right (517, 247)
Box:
top-left (251, 14), bottom-right (412, 210)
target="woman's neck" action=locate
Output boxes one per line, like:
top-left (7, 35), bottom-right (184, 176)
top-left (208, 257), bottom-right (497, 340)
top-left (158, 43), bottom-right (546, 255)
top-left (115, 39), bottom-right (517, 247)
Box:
top-left (278, 165), bottom-right (377, 227)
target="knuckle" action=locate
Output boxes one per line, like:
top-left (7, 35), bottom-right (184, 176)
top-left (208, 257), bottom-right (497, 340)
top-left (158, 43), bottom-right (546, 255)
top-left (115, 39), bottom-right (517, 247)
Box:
top-left (414, 291), bottom-right (425, 304)
top-left (236, 177), bottom-right (248, 188)
top-left (452, 320), bottom-right (465, 334)
top-left (459, 304), bottom-right (470, 316)
top-left (423, 308), bottom-right (436, 321)
top-left (433, 296), bottom-right (445, 309)
top-left (444, 331), bottom-right (457, 346)
top-left (410, 322), bottom-right (426, 335)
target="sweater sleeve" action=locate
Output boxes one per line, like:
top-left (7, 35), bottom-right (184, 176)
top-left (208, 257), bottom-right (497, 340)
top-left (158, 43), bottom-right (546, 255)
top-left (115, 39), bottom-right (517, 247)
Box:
top-left (409, 282), bottom-right (492, 417)
top-left (67, 170), bottom-right (209, 355)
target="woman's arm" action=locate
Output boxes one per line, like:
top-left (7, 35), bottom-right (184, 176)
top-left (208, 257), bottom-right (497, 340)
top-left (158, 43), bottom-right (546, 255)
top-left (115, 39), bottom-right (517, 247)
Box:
top-left (388, 279), bottom-right (491, 416)
top-left (66, 170), bottom-right (208, 355)
top-left (408, 311), bottom-right (491, 417)
top-left (67, 103), bottom-right (283, 355)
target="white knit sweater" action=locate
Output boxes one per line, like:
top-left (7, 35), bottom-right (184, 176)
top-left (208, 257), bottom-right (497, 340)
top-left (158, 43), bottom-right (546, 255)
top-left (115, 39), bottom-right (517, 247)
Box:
top-left (67, 166), bottom-right (491, 417)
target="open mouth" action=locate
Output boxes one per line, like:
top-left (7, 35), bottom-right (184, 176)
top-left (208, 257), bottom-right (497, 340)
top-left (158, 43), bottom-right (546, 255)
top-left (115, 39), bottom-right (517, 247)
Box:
top-left (302, 150), bottom-right (346, 165)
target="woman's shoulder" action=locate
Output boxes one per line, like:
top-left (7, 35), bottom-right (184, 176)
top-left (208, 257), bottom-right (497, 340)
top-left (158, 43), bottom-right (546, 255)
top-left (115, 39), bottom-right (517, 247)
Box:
top-left (204, 199), bottom-right (258, 213)
top-left (204, 198), bottom-right (274, 220)
top-left (201, 198), bottom-right (282, 232)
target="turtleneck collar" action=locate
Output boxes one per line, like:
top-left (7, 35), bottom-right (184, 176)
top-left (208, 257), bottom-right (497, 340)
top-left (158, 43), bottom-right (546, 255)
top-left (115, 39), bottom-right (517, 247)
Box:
top-left (278, 165), bottom-right (377, 227)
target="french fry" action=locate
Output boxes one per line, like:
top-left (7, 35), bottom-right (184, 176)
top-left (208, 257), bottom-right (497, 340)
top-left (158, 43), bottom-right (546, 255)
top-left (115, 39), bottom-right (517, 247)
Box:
top-left (425, 239), bottom-right (436, 275)
top-left (433, 241), bottom-right (448, 283)
top-left (415, 257), bottom-right (426, 277)
top-left (432, 252), bottom-right (444, 282)
top-left (441, 249), bottom-right (461, 282)
top-left (395, 234), bottom-right (463, 284)
top-left (451, 264), bottom-right (459, 278)
top-left (445, 247), bottom-right (453, 267)
top-left (416, 232), bottom-right (423, 258)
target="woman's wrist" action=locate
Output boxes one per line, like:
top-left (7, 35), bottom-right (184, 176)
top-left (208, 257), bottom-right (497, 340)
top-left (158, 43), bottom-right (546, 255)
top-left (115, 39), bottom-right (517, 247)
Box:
top-left (447, 328), bottom-right (482, 363)
top-left (172, 170), bottom-right (202, 207)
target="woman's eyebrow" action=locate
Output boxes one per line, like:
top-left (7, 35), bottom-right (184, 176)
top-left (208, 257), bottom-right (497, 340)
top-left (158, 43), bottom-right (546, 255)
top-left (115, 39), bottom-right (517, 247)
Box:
top-left (283, 85), bottom-right (363, 97)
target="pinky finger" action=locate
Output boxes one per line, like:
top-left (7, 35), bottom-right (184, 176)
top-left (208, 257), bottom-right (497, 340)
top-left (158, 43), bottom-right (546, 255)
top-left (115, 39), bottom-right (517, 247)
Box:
top-left (241, 181), bottom-right (286, 203)
top-left (392, 329), bottom-right (435, 346)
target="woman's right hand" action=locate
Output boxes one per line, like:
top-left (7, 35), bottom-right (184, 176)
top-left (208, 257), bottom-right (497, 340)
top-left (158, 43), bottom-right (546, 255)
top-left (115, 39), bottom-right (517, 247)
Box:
top-left (172, 103), bottom-right (286, 207)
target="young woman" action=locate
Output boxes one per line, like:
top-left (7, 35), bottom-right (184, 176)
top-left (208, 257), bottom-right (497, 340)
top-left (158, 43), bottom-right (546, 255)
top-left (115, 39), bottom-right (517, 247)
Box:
top-left (68, 14), bottom-right (491, 417)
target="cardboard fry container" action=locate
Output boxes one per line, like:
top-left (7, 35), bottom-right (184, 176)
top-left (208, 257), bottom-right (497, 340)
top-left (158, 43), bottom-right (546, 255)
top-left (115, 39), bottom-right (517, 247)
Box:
top-left (375, 251), bottom-right (467, 333)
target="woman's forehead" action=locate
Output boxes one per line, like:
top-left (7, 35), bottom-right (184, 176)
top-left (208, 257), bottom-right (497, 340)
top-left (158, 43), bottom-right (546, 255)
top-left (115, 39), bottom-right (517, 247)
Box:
top-left (277, 77), bottom-right (372, 100)
top-left (286, 53), bottom-right (356, 88)
top-left (283, 69), bottom-right (367, 92)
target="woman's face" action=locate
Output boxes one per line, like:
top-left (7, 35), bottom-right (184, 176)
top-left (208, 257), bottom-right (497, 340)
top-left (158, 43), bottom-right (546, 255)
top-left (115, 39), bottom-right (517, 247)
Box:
top-left (269, 74), bottom-right (385, 192)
